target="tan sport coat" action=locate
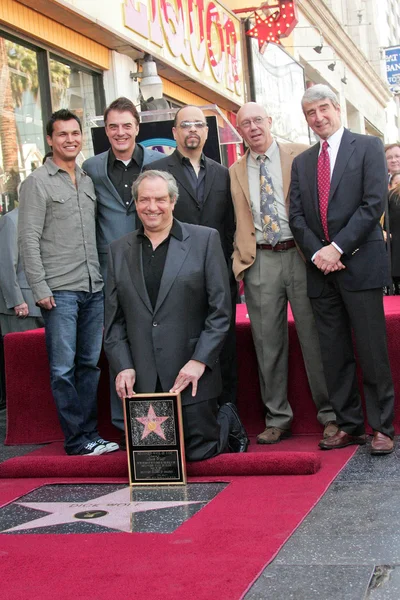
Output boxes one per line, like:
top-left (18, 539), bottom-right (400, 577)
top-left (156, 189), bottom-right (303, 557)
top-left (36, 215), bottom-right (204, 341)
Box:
top-left (229, 142), bottom-right (308, 281)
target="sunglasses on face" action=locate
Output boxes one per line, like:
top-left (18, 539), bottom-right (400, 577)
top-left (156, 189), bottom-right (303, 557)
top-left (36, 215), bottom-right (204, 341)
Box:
top-left (177, 121), bottom-right (208, 130)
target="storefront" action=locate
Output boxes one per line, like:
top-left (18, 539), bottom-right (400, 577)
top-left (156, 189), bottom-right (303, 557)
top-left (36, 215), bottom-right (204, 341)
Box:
top-left (0, 0), bottom-right (110, 213)
top-left (0, 0), bottom-right (245, 213)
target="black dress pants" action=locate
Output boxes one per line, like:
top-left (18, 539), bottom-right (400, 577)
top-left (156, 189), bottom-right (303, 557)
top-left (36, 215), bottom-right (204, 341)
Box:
top-left (218, 276), bottom-right (238, 406)
top-left (311, 277), bottom-right (395, 438)
top-left (182, 398), bottom-right (231, 462)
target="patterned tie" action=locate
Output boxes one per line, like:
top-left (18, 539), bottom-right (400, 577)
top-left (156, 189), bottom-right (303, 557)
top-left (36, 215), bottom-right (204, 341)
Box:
top-left (258, 155), bottom-right (281, 246)
top-left (317, 140), bottom-right (331, 241)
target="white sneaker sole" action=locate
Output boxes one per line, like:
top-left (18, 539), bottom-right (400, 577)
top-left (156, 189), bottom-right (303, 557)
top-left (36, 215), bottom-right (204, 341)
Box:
top-left (82, 445), bottom-right (108, 456)
top-left (103, 442), bottom-right (119, 453)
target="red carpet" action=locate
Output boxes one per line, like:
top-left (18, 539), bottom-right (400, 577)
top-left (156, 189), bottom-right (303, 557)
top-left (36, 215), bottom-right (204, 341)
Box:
top-left (6, 297), bottom-right (400, 445)
top-left (0, 438), bottom-right (355, 600)
top-left (0, 437), bottom-right (321, 478)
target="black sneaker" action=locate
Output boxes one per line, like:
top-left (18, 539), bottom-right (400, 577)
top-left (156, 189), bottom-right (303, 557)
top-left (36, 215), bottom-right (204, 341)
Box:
top-left (78, 441), bottom-right (107, 456)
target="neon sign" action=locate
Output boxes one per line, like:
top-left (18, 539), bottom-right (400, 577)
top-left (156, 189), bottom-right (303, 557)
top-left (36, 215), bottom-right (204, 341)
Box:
top-left (235, 1), bottom-right (298, 52)
top-left (123, 0), bottom-right (241, 96)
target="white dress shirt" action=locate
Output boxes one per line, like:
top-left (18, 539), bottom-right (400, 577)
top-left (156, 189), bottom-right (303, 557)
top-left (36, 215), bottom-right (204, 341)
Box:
top-left (318, 126), bottom-right (344, 177)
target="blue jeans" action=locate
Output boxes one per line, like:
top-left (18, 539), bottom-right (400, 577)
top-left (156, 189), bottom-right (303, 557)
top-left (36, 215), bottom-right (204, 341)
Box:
top-left (41, 291), bottom-right (104, 454)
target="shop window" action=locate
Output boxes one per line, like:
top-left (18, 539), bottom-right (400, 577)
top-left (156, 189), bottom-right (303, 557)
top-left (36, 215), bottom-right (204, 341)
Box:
top-left (49, 57), bottom-right (98, 159)
top-left (0, 30), bottom-right (104, 215)
top-left (0, 36), bottom-right (44, 215)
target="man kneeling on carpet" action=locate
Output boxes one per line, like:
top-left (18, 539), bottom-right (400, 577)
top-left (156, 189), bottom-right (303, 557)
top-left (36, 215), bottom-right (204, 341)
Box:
top-left (104, 170), bottom-right (249, 461)
top-left (18, 109), bottom-right (118, 456)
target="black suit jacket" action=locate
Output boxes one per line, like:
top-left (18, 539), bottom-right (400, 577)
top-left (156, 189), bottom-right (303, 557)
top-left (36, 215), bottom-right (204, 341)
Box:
top-left (146, 150), bottom-right (235, 265)
top-left (289, 128), bottom-right (390, 296)
top-left (104, 221), bottom-right (231, 406)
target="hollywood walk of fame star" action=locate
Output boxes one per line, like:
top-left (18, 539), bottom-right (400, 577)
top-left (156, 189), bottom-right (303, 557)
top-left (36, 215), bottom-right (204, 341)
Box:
top-left (136, 404), bottom-right (169, 440)
top-left (2, 488), bottom-right (203, 534)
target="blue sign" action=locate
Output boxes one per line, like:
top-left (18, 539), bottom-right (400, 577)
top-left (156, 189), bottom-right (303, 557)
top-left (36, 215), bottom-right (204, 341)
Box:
top-left (385, 46), bottom-right (400, 91)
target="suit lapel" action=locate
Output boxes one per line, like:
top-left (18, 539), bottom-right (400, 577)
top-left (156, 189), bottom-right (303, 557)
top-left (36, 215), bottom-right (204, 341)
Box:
top-left (203, 158), bottom-right (216, 205)
top-left (305, 143), bottom-right (320, 213)
top-left (125, 234), bottom-right (153, 314)
top-left (100, 151), bottom-right (126, 206)
top-left (329, 129), bottom-right (355, 200)
top-left (154, 226), bottom-right (191, 314)
top-left (278, 144), bottom-right (294, 211)
top-left (168, 152), bottom-right (197, 203)
top-left (234, 151), bottom-right (251, 207)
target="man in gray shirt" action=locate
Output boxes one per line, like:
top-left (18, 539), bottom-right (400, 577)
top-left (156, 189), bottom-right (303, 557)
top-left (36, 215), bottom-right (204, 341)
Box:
top-left (18, 109), bottom-right (117, 456)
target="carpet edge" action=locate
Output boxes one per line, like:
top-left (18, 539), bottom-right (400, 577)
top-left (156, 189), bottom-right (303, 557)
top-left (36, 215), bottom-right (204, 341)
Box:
top-left (238, 445), bottom-right (358, 599)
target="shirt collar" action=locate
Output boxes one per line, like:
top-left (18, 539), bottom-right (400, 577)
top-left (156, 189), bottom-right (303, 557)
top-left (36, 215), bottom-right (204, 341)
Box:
top-left (321, 126), bottom-right (344, 151)
top-left (250, 139), bottom-right (278, 163)
top-left (138, 218), bottom-right (183, 242)
top-left (109, 145), bottom-right (141, 168)
top-left (44, 157), bottom-right (83, 177)
top-left (175, 149), bottom-right (205, 168)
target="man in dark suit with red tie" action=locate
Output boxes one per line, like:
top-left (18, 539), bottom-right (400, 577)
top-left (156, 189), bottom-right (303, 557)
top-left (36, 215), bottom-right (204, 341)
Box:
top-left (289, 84), bottom-right (395, 455)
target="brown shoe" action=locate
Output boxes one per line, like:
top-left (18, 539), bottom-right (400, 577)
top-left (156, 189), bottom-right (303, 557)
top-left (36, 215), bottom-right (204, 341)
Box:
top-left (371, 431), bottom-right (394, 455)
top-left (323, 421), bottom-right (339, 439)
top-left (319, 429), bottom-right (367, 450)
top-left (257, 427), bottom-right (291, 445)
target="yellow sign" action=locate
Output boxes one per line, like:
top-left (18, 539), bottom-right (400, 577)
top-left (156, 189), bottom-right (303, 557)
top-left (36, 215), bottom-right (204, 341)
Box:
top-left (123, 0), bottom-right (244, 103)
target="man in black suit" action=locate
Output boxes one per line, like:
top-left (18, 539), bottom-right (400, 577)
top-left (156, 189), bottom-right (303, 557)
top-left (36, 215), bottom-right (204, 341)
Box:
top-left (289, 84), bottom-right (395, 455)
top-left (104, 170), bottom-right (248, 461)
top-left (147, 106), bottom-right (237, 406)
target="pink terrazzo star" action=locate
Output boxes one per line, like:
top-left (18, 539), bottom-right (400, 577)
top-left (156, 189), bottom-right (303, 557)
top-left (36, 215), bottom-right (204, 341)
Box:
top-left (135, 404), bottom-right (169, 440)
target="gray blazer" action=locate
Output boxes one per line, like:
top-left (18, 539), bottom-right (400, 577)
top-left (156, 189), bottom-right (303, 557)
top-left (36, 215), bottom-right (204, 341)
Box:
top-left (0, 208), bottom-right (41, 317)
top-left (83, 144), bottom-right (162, 280)
top-left (104, 221), bottom-right (231, 406)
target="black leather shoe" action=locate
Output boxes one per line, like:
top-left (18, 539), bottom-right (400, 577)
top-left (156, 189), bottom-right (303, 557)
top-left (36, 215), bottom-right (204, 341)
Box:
top-left (228, 432), bottom-right (249, 453)
top-left (220, 402), bottom-right (249, 453)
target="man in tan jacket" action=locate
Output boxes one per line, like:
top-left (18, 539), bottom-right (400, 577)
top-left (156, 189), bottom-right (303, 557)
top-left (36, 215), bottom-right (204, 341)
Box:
top-left (230, 102), bottom-right (336, 444)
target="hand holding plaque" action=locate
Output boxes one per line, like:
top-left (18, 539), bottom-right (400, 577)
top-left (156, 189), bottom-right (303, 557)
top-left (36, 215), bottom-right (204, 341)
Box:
top-left (170, 359), bottom-right (206, 397)
top-left (116, 369), bottom-right (136, 399)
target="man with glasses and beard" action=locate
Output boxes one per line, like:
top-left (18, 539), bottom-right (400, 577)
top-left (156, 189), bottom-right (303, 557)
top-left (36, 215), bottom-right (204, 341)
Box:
top-left (148, 106), bottom-right (238, 409)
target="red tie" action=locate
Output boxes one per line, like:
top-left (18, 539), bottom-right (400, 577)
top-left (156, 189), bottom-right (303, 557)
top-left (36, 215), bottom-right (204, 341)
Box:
top-left (317, 140), bottom-right (330, 241)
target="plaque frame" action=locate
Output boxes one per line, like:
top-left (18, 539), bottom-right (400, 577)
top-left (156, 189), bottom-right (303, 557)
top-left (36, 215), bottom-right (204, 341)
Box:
top-left (123, 393), bottom-right (186, 486)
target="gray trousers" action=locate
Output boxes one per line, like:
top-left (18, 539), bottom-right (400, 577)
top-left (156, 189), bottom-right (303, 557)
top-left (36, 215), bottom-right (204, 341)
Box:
top-left (244, 247), bottom-right (336, 431)
top-left (0, 314), bottom-right (44, 335)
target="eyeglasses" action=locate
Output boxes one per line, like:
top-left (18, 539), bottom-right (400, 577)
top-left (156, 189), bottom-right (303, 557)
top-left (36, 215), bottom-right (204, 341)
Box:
top-left (239, 116), bottom-right (267, 129)
top-left (178, 121), bottom-right (208, 130)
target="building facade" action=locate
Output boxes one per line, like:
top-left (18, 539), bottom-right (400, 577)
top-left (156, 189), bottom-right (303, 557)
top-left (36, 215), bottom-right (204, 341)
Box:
top-left (0, 0), bottom-right (245, 214)
top-left (227, 0), bottom-right (395, 143)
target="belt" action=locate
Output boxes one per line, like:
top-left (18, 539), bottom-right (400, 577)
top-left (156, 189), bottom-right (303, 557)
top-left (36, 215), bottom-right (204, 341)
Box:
top-left (256, 240), bottom-right (296, 252)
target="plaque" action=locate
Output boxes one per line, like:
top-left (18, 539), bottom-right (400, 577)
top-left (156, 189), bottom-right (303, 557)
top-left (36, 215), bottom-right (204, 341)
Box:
top-left (123, 393), bottom-right (186, 486)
